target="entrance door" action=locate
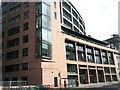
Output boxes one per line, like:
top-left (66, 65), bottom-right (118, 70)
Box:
top-left (54, 77), bottom-right (58, 87)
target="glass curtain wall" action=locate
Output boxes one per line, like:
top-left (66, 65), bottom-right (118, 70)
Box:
top-left (35, 1), bottom-right (52, 58)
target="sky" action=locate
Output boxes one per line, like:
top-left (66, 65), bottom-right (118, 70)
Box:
top-left (69, 0), bottom-right (120, 40)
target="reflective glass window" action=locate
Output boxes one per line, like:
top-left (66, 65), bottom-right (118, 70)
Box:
top-left (42, 15), bottom-right (50, 29)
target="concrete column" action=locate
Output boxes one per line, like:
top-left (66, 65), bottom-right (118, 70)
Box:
top-left (95, 68), bottom-right (99, 83)
top-left (75, 42), bottom-right (80, 86)
top-left (87, 66), bottom-right (90, 84)
top-left (103, 67), bottom-right (106, 82)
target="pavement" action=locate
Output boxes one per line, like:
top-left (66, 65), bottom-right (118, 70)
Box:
top-left (49, 81), bottom-right (120, 90)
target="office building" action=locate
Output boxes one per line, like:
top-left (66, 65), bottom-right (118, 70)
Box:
top-left (2, 0), bottom-right (118, 88)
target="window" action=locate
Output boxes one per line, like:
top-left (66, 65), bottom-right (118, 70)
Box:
top-left (54, 1), bottom-right (56, 8)
top-left (21, 63), bottom-right (28, 70)
top-left (5, 64), bottom-right (19, 72)
top-left (42, 15), bottom-right (50, 29)
top-left (2, 3), bottom-right (8, 10)
top-left (24, 11), bottom-right (29, 19)
top-left (2, 32), bottom-right (5, 38)
top-left (105, 75), bottom-right (111, 82)
top-left (6, 50), bottom-right (19, 60)
top-left (42, 3), bottom-right (50, 16)
top-left (23, 23), bottom-right (29, 31)
top-left (102, 51), bottom-right (108, 64)
top-left (23, 35), bottom-right (28, 43)
top-left (63, 18), bottom-right (72, 29)
top-left (2, 11), bottom-right (7, 18)
top-left (112, 75), bottom-right (117, 81)
top-left (67, 64), bottom-right (77, 74)
top-left (42, 0), bottom-right (50, 5)
top-left (87, 47), bottom-right (94, 63)
top-left (94, 49), bottom-right (102, 64)
top-left (104, 67), bottom-right (110, 74)
top-left (9, 15), bottom-right (20, 25)
top-left (36, 16), bottom-right (42, 28)
top-left (2, 21), bottom-right (7, 28)
top-left (7, 38), bottom-right (19, 48)
top-left (111, 68), bottom-right (116, 74)
top-left (74, 26), bottom-right (79, 33)
top-left (35, 43), bottom-right (41, 57)
top-left (63, 9), bottom-right (72, 21)
top-left (36, 3), bottom-right (42, 15)
top-left (9, 5), bottom-right (21, 15)
top-left (72, 9), bottom-right (78, 19)
top-left (2, 42), bottom-right (4, 50)
top-left (7, 26), bottom-right (20, 36)
top-left (77, 44), bottom-right (86, 62)
top-left (22, 48), bottom-right (28, 57)
top-left (24, 2), bottom-right (29, 7)
top-left (42, 43), bottom-right (52, 58)
top-left (73, 18), bottom-right (78, 27)
top-left (65, 41), bottom-right (76, 61)
top-left (42, 28), bottom-right (51, 42)
top-left (62, 2), bottom-right (71, 12)
top-left (108, 52), bottom-right (114, 65)
top-left (54, 12), bottom-right (57, 19)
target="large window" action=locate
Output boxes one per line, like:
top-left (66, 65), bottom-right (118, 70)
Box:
top-left (36, 3), bottom-right (42, 15)
top-left (42, 28), bottom-right (51, 43)
top-left (42, 3), bottom-right (50, 16)
top-left (73, 18), bottom-right (78, 27)
top-left (24, 2), bottom-right (29, 7)
top-left (102, 51), bottom-right (108, 64)
top-left (7, 26), bottom-right (20, 36)
top-left (2, 11), bottom-right (7, 18)
top-left (36, 16), bottom-right (42, 28)
top-left (23, 11), bottom-right (29, 19)
top-left (42, 15), bottom-right (50, 29)
top-left (63, 18), bottom-right (72, 29)
top-left (5, 64), bottom-right (19, 72)
top-left (35, 2), bottom-right (52, 59)
top-left (108, 52), bottom-right (114, 65)
top-left (62, 2), bottom-right (71, 12)
top-left (72, 9), bottom-right (78, 19)
top-left (35, 43), bottom-right (41, 56)
top-left (7, 38), bottom-right (19, 48)
top-left (9, 15), bottom-right (20, 25)
top-left (63, 9), bottom-right (72, 21)
top-left (65, 41), bottom-right (76, 61)
top-left (104, 67), bottom-right (110, 74)
top-left (9, 5), bottom-right (21, 15)
top-left (6, 50), bottom-right (19, 60)
top-left (41, 43), bottom-right (52, 58)
top-left (77, 44), bottom-right (86, 62)
top-left (111, 68), bottom-right (116, 74)
top-left (87, 47), bottom-right (94, 63)
top-left (94, 49), bottom-right (102, 64)
top-left (67, 64), bottom-right (77, 74)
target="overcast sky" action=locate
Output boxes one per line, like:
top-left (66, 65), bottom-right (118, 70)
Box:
top-left (69, 0), bottom-right (119, 40)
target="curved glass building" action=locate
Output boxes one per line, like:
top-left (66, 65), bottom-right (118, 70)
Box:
top-left (61, 0), bottom-right (86, 35)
